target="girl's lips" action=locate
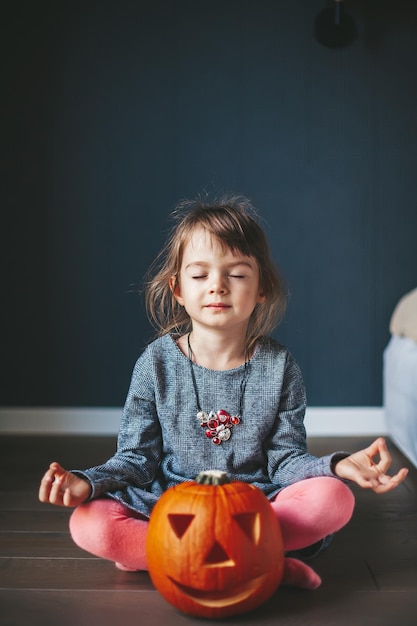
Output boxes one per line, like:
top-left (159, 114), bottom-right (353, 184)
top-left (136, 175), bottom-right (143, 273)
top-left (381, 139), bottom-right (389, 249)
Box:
top-left (206, 303), bottom-right (230, 309)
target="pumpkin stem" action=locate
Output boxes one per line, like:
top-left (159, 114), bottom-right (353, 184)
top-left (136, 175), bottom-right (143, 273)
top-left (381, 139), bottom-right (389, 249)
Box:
top-left (195, 470), bottom-right (231, 486)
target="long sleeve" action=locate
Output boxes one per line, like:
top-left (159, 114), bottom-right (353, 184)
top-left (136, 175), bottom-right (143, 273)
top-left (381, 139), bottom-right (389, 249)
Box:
top-left (70, 335), bottom-right (349, 517)
top-left (265, 352), bottom-right (345, 487)
top-left (72, 352), bottom-right (163, 500)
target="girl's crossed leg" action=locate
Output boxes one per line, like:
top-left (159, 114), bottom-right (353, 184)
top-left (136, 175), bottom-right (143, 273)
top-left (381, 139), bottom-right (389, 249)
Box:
top-left (69, 476), bottom-right (354, 588)
top-left (271, 476), bottom-right (355, 552)
top-left (69, 499), bottom-right (149, 571)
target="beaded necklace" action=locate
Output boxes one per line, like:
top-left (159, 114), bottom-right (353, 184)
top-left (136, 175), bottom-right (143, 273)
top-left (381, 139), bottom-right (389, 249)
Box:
top-left (187, 332), bottom-right (250, 445)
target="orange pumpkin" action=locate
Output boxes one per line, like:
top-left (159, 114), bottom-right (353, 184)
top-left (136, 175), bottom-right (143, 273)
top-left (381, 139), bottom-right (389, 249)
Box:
top-left (146, 470), bottom-right (284, 618)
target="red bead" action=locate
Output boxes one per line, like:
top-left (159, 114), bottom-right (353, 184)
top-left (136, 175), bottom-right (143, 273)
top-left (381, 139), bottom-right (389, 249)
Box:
top-left (212, 437), bottom-right (221, 445)
top-left (217, 410), bottom-right (230, 423)
top-left (231, 416), bottom-right (240, 425)
top-left (208, 418), bottom-right (219, 429)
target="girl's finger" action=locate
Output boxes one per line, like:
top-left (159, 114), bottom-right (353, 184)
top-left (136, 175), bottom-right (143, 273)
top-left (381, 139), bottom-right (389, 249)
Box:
top-left (373, 439), bottom-right (393, 473)
top-left (372, 468), bottom-right (409, 494)
top-left (352, 471), bottom-right (381, 490)
top-left (63, 488), bottom-right (74, 507)
top-left (63, 487), bottom-right (81, 507)
top-left (49, 473), bottom-right (66, 505)
top-left (377, 474), bottom-right (391, 485)
top-left (49, 461), bottom-right (67, 478)
top-left (363, 438), bottom-right (392, 474)
top-left (363, 437), bottom-right (386, 460)
top-left (38, 467), bottom-right (57, 502)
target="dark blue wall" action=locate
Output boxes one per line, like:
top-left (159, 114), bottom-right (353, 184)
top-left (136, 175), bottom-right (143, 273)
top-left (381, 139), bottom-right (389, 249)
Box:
top-left (3, 0), bottom-right (417, 407)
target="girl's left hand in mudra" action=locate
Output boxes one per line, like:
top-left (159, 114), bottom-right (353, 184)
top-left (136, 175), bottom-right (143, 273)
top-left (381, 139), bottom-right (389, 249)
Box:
top-left (333, 437), bottom-right (409, 494)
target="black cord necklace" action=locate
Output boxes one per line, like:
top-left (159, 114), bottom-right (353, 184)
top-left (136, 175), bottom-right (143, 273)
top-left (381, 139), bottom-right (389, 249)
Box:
top-left (187, 332), bottom-right (250, 445)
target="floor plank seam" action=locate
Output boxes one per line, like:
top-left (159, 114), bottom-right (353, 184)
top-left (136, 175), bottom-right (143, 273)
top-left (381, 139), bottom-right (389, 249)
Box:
top-left (364, 559), bottom-right (380, 591)
top-left (0, 531), bottom-right (71, 534)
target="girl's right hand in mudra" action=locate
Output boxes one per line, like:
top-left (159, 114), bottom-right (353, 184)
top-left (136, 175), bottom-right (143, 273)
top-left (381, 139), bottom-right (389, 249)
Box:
top-left (39, 462), bottom-right (91, 507)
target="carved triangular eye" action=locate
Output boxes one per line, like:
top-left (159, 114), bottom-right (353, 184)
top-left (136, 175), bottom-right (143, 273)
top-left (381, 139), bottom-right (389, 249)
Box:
top-left (233, 512), bottom-right (260, 544)
top-left (168, 514), bottom-right (195, 539)
top-left (203, 541), bottom-right (234, 567)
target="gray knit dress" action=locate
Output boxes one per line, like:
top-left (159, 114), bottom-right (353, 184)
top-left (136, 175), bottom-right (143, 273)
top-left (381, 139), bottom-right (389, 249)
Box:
top-left (72, 334), bottom-right (344, 517)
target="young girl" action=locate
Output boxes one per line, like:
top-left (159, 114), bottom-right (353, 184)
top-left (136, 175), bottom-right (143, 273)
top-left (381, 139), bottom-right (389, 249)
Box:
top-left (39, 195), bottom-right (408, 589)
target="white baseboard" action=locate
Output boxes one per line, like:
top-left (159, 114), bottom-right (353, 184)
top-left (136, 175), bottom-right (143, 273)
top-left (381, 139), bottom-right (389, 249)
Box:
top-left (305, 407), bottom-right (387, 436)
top-left (0, 406), bottom-right (387, 436)
top-left (0, 407), bottom-right (121, 435)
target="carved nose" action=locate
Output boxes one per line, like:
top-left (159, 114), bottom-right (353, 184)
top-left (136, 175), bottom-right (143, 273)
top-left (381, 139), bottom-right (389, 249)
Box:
top-left (204, 541), bottom-right (235, 568)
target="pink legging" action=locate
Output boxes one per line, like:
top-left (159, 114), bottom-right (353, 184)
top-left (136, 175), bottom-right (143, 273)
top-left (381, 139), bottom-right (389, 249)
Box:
top-left (69, 477), bottom-right (354, 574)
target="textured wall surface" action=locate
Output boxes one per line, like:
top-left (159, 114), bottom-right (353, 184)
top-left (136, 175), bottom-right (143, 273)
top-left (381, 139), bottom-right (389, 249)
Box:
top-left (3, 0), bottom-right (417, 407)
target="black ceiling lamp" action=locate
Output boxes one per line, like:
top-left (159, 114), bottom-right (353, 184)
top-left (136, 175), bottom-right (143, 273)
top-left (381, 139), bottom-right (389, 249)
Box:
top-left (315, 0), bottom-right (357, 48)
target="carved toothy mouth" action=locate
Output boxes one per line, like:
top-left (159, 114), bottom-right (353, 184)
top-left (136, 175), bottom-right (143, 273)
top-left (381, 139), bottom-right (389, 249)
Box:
top-left (168, 574), bottom-right (268, 608)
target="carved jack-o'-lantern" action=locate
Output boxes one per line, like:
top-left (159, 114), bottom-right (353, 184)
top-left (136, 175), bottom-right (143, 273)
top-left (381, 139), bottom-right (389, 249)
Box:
top-left (146, 470), bottom-right (284, 618)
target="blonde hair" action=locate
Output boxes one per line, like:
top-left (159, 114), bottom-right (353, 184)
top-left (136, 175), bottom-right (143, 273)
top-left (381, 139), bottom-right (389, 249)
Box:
top-left (145, 194), bottom-right (286, 354)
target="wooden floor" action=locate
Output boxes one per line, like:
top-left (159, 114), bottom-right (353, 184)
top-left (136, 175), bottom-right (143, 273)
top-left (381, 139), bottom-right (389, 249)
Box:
top-left (1, 435), bottom-right (416, 626)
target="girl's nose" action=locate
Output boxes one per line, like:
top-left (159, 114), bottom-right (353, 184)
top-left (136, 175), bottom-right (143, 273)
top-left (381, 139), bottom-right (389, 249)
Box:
top-left (209, 275), bottom-right (227, 294)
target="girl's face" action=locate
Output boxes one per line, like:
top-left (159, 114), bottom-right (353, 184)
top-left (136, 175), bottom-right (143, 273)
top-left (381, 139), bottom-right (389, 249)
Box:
top-left (171, 228), bottom-right (265, 336)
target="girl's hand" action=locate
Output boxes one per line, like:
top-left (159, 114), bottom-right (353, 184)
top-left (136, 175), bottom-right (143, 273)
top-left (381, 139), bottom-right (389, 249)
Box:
top-left (333, 437), bottom-right (409, 494)
top-left (39, 462), bottom-right (92, 507)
